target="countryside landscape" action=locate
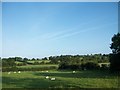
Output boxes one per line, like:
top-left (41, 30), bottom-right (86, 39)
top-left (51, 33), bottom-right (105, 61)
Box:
top-left (1, 53), bottom-right (120, 89)
top-left (1, 1), bottom-right (120, 89)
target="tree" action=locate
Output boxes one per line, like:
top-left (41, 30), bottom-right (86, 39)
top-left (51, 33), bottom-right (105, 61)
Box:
top-left (2, 57), bottom-right (17, 71)
top-left (110, 33), bottom-right (120, 54)
top-left (42, 57), bottom-right (48, 60)
top-left (15, 57), bottom-right (22, 61)
top-left (110, 33), bottom-right (120, 72)
top-left (23, 58), bottom-right (28, 65)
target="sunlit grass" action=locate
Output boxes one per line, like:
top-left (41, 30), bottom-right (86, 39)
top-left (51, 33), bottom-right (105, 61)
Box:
top-left (2, 70), bottom-right (119, 88)
top-left (17, 64), bottom-right (58, 68)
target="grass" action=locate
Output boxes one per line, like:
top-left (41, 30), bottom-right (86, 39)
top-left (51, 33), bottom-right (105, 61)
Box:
top-left (27, 60), bottom-right (50, 64)
top-left (2, 70), bottom-right (119, 89)
top-left (17, 64), bottom-right (58, 68)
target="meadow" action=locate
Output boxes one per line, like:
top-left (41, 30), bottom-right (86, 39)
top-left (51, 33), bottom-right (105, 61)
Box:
top-left (2, 69), bottom-right (119, 89)
top-left (17, 64), bottom-right (58, 68)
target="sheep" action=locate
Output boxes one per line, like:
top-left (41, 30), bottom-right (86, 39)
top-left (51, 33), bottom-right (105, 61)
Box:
top-left (51, 78), bottom-right (55, 81)
top-left (18, 71), bottom-right (21, 73)
top-left (72, 71), bottom-right (75, 73)
top-left (45, 76), bottom-right (49, 79)
top-left (46, 71), bottom-right (48, 72)
top-left (14, 71), bottom-right (16, 73)
top-left (8, 72), bottom-right (11, 74)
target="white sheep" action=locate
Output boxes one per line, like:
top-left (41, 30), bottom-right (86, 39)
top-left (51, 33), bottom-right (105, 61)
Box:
top-left (18, 71), bottom-right (21, 73)
top-left (8, 72), bottom-right (11, 74)
top-left (46, 71), bottom-right (48, 72)
top-left (51, 78), bottom-right (55, 81)
top-left (14, 71), bottom-right (16, 73)
top-left (45, 76), bottom-right (49, 79)
top-left (72, 71), bottom-right (75, 73)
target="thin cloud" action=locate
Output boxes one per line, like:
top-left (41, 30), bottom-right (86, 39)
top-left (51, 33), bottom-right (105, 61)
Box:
top-left (48, 22), bottom-right (117, 41)
top-left (39, 19), bottom-right (101, 40)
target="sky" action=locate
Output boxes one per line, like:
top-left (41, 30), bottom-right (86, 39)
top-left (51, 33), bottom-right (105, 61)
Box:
top-left (2, 2), bottom-right (118, 58)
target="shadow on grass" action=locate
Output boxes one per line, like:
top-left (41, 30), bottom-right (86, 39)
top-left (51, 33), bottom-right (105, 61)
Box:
top-left (33, 70), bottom-right (118, 79)
top-left (2, 76), bottom-right (80, 89)
top-left (2, 70), bottom-right (119, 89)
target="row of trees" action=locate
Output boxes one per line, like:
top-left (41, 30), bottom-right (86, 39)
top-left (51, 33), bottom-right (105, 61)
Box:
top-left (49, 54), bottom-right (109, 64)
top-left (1, 54), bottom-right (109, 71)
top-left (1, 54), bottom-right (109, 67)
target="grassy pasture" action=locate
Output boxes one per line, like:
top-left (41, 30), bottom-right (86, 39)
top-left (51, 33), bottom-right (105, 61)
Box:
top-left (17, 64), bottom-right (58, 68)
top-left (15, 61), bottom-right (23, 64)
top-left (15, 65), bottom-right (58, 71)
top-left (2, 70), bottom-right (119, 89)
top-left (27, 60), bottom-right (50, 64)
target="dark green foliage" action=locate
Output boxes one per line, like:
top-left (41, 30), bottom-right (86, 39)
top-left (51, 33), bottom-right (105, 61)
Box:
top-left (1, 53), bottom-right (110, 71)
top-left (31, 58), bottom-right (35, 61)
top-left (109, 33), bottom-right (120, 73)
top-left (110, 33), bottom-right (120, 54)
top-left (42, 57), bottom-right (48, 60)
top-left (109, 53), bottom-right (120, 73)
top-left (14, 57), bottom-right (22, 61)
top-left (40, 61), bottom-right (45, 64)
top-left (49, 56), bottom-right (60, 64)
top-left (33, 61), bottom-right (40, 65)
top-left (81, 62), bottom-right (99, 70)
top-left (17, 63), bottom-right (26, 66)
top-left (49, 54), bottom-right (109, 64)
top-left (101, 64), bottom-right (109, 70)
top-left (2, 66), bottom-right (58, 72)
top-left (58, 63), bottom-right (80, 70)
top-left (2, 58), bottom-right (16, 67)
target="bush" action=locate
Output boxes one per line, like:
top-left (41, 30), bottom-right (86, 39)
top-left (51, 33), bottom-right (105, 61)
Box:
top-left (17, 63), bottom-right (27, 66)
top-left (2, 66), bottom-right (18, 72)
top-left (2, 66), bottom-right (58, 72)
top-left (81, 62), bottom-right (99, 70)
top-left (33, 61), bottom-right (40, 65)
top-left (58, 63), bottom-right (80, 70)
top-left (100, 64), bottom-right (109, 70)
top-left (109, 53), bottom-right (120, 73)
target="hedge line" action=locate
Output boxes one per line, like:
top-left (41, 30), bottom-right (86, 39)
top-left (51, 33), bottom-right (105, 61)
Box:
top-left (2, 66), bottom-right (58, 72)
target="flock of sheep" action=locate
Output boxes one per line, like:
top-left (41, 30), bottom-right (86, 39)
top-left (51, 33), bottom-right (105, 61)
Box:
top-left (44, 70), bottom-right (76, 81)
top-left (8, 71), bottom-right (21, 74)
top-left (7, 70), bottom-right (76, 81)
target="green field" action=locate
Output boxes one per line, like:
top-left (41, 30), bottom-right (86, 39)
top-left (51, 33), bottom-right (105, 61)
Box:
top-left (17, 64), bottom-right (58, 68)
top-left (2, 70), bottom-right (119, 88)
top-left (27, 60), bottom-right (50, 63)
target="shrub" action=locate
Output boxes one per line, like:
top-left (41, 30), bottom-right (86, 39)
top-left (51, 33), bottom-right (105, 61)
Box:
top-left (58, 63), bottom-right (80, 70)
top-left (109, 53), bottom-right (120, 73)
top-left (82, 62), bottom-right (99, 70)
top-left (101, 64), bottom-right (109, 70)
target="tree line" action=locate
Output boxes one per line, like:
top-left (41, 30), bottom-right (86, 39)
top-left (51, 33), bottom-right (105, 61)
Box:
top-left (1, 53), bottom-right (109, 71)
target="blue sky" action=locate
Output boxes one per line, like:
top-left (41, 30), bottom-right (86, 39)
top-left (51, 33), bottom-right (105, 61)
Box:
top-left (2, 2), bottom-right (118, 58)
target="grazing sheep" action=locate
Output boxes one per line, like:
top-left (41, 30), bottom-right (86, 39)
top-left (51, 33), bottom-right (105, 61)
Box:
top-left (45, 76), bottom-right (49, 79)
top-left (46, 71), bottom-right (48, 72)
top-left (51, 78), bottom-right (55, 81)
top-left (18, 71), bottom-right (21, 73)
top-left (14, 71), bottom-right (16, 73)
top-left (72, 71), bottom-right (75, 73)
top-left (8, 72), bottom-right (11, 74)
